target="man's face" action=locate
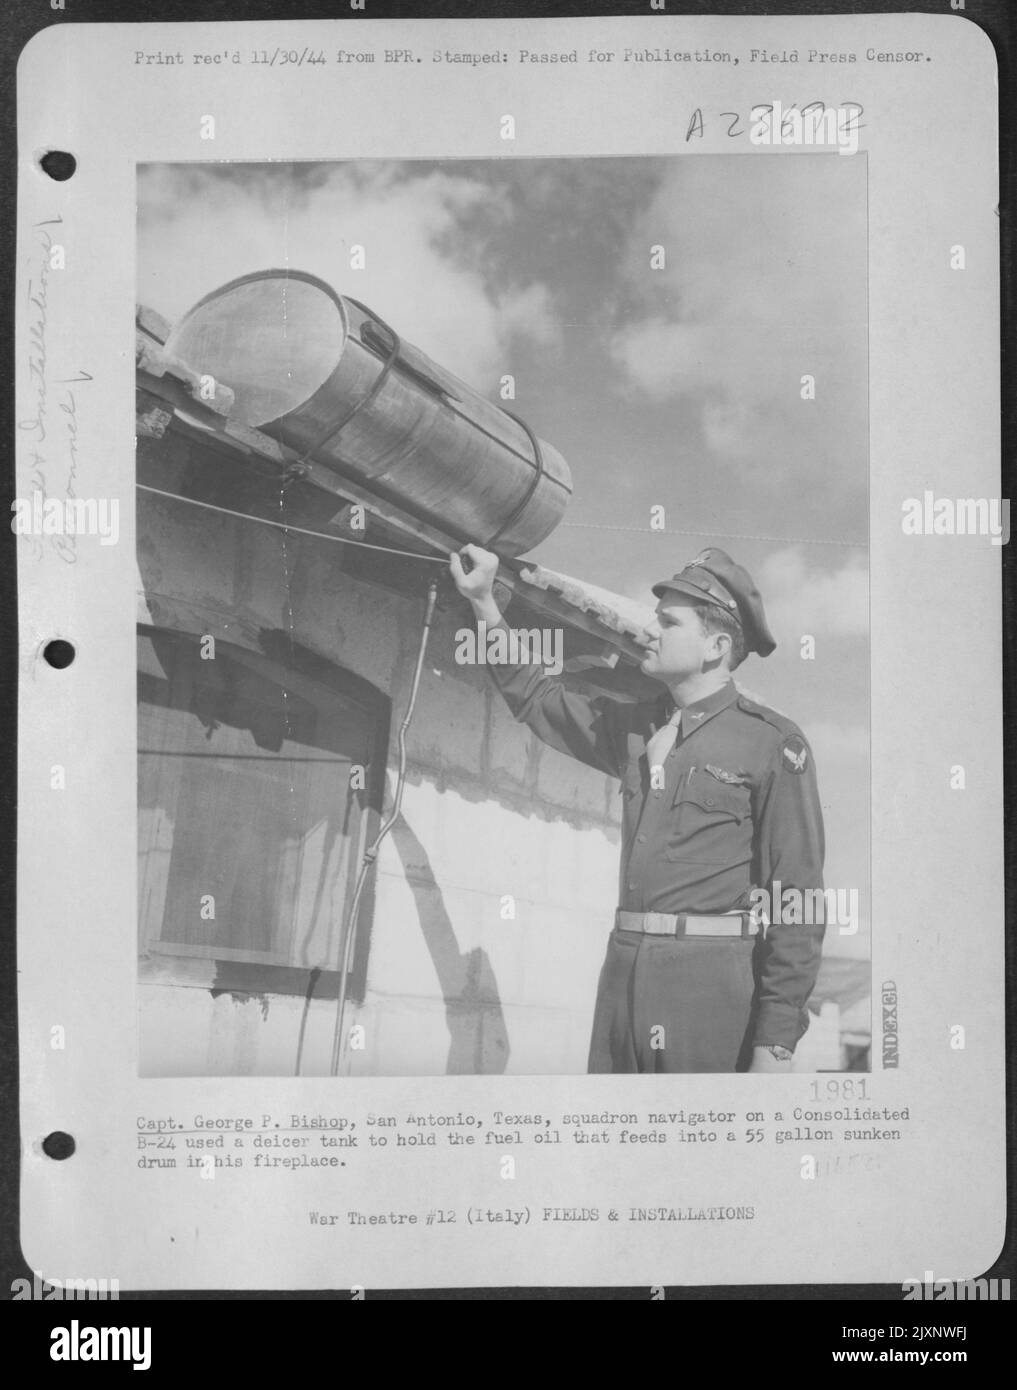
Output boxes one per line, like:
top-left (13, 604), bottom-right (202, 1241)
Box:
top-left (641, 594), bottom-right (718, 682)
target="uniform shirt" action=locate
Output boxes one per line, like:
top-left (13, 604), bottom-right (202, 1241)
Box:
top-left (485, 622), bottom-right (826, 1051)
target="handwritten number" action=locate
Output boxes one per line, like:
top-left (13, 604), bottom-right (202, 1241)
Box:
top-left (840, 102), bottom-right (864, 135)
top-left (780, 104), bottom-right (800, 139)
top-left (721, 111), bottom-right (742, 138)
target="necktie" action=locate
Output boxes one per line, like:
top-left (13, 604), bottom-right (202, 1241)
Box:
top-left (646, 711), bottom-right (681, 776)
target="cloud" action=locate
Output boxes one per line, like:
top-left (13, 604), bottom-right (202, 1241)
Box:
top-left (606, 157), bottom-right (867, 474)
top-left (609, 320), bottom-right (713, 399)
top-left (605, 546), bottom-right (867, 643)
top-left (497, 281), bottom-right (559, 348)
top-left (757, 548), bottom-right (868, 640)
top-left (137, 163), bottom-right (560, 393)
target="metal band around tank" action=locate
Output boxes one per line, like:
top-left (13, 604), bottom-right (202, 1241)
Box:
top-left (484, 409), bottom-right (546, 549)
top-left (294, 297), bottom-right (404, 469)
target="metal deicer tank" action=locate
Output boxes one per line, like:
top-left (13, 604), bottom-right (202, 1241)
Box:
top-left (164, 269), bottom-right (572, 556)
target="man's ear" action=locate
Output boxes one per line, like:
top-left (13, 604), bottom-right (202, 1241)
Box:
top-left (710, 629), bottom-right (733, 664)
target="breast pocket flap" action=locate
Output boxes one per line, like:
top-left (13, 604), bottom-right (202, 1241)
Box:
top-left (674, 781), bottom-right (749, 821)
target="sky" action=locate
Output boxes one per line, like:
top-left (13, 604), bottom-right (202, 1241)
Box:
top-left (138, 156), bottom-right (870, 958)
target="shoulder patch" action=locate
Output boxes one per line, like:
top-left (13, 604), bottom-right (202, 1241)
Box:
top-left (780, 734), bottom-right (809, 775)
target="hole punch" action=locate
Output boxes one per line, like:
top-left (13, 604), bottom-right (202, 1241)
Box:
top-left (43, 639), bottom-right (75, 669)
top-left (39, 150), bottom-right (76, 181)
top-left (42, 1131), bottom-right (75, 1160)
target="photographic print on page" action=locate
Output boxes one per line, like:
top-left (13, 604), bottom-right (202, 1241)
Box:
top-left (14, 9), bottom-right (1004, 1292)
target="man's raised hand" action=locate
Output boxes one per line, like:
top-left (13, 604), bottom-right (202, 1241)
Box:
top-left (449, 544), bottom-right (499, 604)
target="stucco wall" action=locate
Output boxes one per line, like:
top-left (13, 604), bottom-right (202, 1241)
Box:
top-left (137, 488), bottom-right (621, 1077)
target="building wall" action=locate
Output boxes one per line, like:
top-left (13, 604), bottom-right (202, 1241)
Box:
top-left (137, 490), bottom-right (621, 1077)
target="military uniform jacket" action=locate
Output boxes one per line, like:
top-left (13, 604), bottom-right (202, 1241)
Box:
top-left (485, 623), bottom-right (826, 1051)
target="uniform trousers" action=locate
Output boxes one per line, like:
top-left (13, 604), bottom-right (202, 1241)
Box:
top-left (587, 927), bottom-right (761, 1073)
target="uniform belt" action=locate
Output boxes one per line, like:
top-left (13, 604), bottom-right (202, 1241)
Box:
top-left (615, 909), bottom-right (760, 939)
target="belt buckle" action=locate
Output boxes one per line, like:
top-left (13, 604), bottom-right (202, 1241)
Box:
top-left (644, 912), bottom-right (678, 936)
top-left (684, 914), bottom-right (739, 937)
top-left (682, 912), bottom-right (755, 938)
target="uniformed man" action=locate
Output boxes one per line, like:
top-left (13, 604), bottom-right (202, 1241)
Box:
top-left (449, 543), bottom-right (826, 1074)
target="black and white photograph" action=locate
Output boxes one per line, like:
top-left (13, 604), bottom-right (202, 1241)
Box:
top-left (9, 2), bottom-right (1008, 1312)
top-left (135, 155), bottom-right (869, 1078)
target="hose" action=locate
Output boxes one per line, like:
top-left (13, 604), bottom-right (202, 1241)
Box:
top-left (328, 576), bottom-right (440, 1076)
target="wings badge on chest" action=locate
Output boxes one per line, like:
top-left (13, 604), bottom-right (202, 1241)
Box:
top-left (705, 764), bottom-right (748, 786)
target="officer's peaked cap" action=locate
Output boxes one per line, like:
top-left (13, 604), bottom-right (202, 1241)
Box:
top-left (652, 548), bottom-right (776, 658)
